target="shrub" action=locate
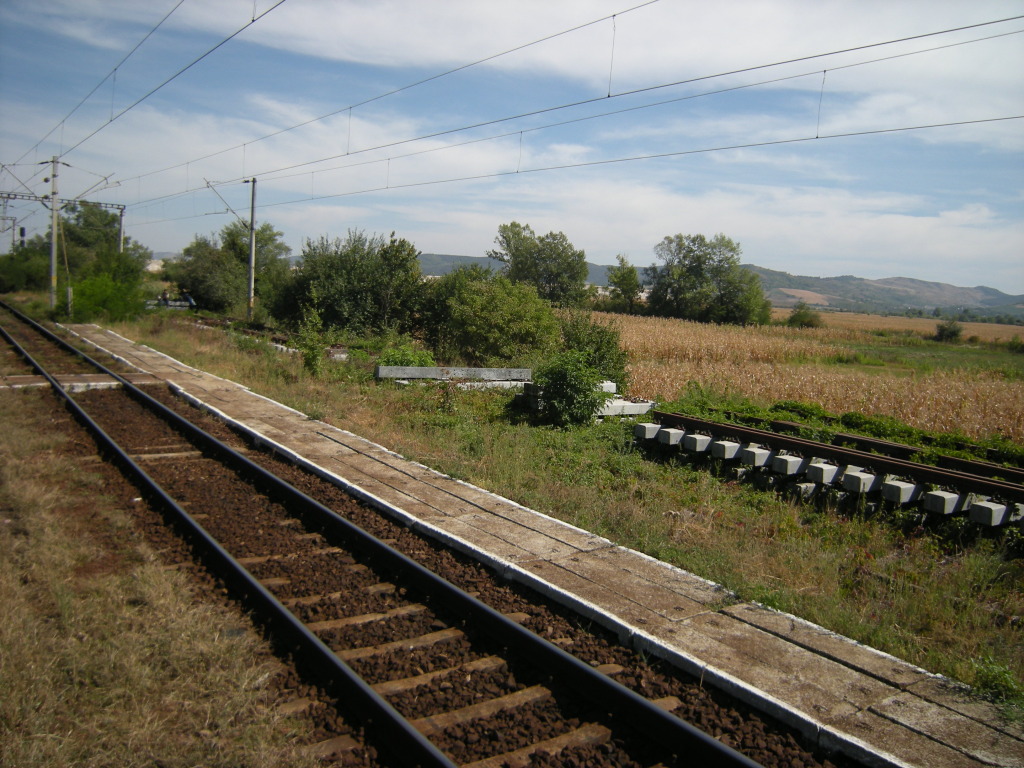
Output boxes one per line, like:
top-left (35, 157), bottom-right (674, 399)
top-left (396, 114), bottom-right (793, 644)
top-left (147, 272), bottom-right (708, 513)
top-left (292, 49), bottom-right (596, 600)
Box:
top-left (786, 301), bottom-right (824, 328)
top-left (422, 266), bottom-right (560, 366)
top-left (533, 350), bottom-right (614, 427)
top-left (935, 319), bottom-right (963, 342)
top-left (378, 343), bottom-right (436, 367)
top-left (559, 311), bottom-right (629, 393)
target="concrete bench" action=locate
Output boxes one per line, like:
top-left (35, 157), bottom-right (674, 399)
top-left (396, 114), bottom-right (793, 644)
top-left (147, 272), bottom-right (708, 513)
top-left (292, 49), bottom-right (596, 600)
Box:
top-left (375, 366), bottom-right (531, 385)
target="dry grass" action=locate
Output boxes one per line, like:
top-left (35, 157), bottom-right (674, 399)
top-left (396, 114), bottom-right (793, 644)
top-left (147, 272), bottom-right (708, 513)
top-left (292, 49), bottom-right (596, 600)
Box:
top-left (0, 389), bottom-right (318, 768)
top-left (598, 312), bottom-right (1024, 442)
top-left (770, 308), bottom-right (1024, 343)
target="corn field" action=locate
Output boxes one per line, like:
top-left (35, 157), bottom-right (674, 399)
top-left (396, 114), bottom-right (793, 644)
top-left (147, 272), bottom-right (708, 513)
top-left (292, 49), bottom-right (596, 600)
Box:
top-left (601, 313), bottom-right (1024, 443)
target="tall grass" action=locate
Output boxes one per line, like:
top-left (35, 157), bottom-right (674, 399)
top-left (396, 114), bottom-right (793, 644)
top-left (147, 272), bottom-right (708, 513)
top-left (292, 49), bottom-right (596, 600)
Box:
top-left (598, 312), bottom-right (1024, 442)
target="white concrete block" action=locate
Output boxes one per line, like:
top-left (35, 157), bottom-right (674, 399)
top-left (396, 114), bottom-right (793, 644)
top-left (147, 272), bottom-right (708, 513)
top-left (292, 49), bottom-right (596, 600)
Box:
top-left (711, 440), bottom-right (741, 460)
top-left (598, 398), bottom-right (654, 417)
top-left (882, 480), bottom-right (920, 504)
top-left (683, 434), bottom-right (712, 452)
top-left (633, 423), bottom-right (660, 440)
top-left (922, 490), bottom-right (961, 515)
top-left (843, 471), bottom-right (881, 494)
top-left (741, 446), bottom-right (772, 467)
top-left (807, 462), bottom-right (839, 484)
top-left (657, 428), bottom-right (685, 446)
top-left (598, 380), bottom-right (617, 393)
top-left (970, 500), bottom-right (1010, 526)
top-left (772, 454), bottom-right (807, 476)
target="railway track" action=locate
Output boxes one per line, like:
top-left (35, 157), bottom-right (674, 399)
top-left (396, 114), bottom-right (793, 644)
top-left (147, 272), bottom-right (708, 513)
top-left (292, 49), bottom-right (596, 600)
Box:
top-left (640, 411), bottom-right (1024, 526)
top-left (1, 304), bottom-right (865, 767)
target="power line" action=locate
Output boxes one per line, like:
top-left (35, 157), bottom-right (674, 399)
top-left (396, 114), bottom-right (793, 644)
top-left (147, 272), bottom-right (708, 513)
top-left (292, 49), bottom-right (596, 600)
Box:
top-left (126, 114), bottom-right (1024, 228)
top-left (114, 11), bottom-right (1024, 192)
top-left (13, 0), bottom-right (188, 166)
top-left (115, 0), bottom-right (663, 186)
top-left (122, 25), bottom-right (1024, 211)
top-left (58, 0), bottom-right (290, 159)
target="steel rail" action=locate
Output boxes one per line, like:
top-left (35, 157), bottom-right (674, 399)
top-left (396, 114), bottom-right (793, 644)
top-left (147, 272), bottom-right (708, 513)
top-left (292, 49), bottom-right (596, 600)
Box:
top-left (0, 303), bottom-right (458, 768)
top-left (652, 410), bottom-right (1024, 505)
top-left (2, 303), bottom-right (763, 768)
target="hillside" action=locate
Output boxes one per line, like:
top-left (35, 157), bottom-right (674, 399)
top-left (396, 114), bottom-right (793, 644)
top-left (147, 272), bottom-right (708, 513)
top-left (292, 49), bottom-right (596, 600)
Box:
top-left (419, 253), bottom-right (1023, 319)
top-left (747, 265), bottom-right (1024, 319)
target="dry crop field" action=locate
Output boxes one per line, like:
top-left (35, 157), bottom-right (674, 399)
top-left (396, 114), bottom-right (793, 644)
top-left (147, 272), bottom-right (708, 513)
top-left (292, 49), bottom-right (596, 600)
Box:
top-left (769, 308), bottom-right (1023, 343)
top-left (602, 312), bottom-right (1024, 443)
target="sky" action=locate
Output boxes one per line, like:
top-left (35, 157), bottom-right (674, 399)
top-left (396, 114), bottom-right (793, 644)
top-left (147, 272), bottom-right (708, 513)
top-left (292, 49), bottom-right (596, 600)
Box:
top-left (1, 0), bottom-right (1022, 293)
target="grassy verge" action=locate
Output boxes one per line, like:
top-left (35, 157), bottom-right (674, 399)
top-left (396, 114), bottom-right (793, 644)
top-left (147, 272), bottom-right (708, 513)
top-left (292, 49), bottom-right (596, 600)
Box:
top-left (96, 313), bottom-right (1024, 717)
top-left (0, 388), bottom-right (320, 768)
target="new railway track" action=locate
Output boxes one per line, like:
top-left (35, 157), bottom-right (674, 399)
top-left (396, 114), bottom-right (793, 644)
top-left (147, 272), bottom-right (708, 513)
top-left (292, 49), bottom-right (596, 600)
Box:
top-left (1, 304), bottom-right (865, 767)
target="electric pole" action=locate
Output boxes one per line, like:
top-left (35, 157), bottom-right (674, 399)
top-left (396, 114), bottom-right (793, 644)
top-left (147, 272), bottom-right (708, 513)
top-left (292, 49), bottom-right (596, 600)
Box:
top-left (49, 156), bottom-right (59, 310)
top-left (245, 177), bottom-right (256, 321)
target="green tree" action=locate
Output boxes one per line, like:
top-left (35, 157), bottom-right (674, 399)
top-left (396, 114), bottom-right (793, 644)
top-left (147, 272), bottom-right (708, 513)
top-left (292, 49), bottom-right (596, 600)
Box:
top-left (277, 230), bottom-right (422, 334)
top-left (170, 220), bottom-right (292, 315)
top-left (606, 254), bottom-right (642, 314)
top-left (487, 221), bottom-right (588, 307)
top-left (421, 265), bottom-right (560, 365)
top-left (645, 233), bottom-right (770, 325)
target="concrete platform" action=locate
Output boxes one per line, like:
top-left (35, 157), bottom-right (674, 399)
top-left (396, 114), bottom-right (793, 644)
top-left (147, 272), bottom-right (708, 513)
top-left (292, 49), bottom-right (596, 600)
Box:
top-left (58, 324), bottom-right (1024, 768)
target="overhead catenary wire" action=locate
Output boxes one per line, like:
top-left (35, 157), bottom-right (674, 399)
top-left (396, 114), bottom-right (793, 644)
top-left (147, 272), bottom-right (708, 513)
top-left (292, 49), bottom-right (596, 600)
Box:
top-left (55, 0), bottom-right (291, 160)
top-left (120, 0), bottom-right (664, 186)
top-left (115, 14), bottom-right (1024, 211)
top-left (127, 114), bottom-right (1024, 228)
top-left (123, 25), bottom-right (1024, 212)
top-left (12, 0), bottom-right (188, 166)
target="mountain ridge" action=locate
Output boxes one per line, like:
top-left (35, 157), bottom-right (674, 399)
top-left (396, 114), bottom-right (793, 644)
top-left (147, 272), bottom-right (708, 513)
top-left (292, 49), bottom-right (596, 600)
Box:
top-left (418, 253), bottom-right (1024, 319)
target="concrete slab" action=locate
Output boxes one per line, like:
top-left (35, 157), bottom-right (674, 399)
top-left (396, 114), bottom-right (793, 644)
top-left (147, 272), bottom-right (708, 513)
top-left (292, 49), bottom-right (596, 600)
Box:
top-left (723, 603), bottom-right (931, 689)
top-left (870, 691), bottom-right (1024, 767)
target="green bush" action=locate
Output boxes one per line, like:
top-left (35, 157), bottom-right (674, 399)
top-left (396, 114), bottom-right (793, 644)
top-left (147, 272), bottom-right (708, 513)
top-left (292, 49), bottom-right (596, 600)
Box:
top-left (422, 266), bottom-right (560, 366)
top-left (378, 343), bottom-right (436, 367)
top-left (559, 310), bottom-right (629, 393)
top-left (786, 301), bottom-right (824, 328)
top-left (935, 319), bottom-right (963, 342)
top-left (533, 350), bottom-right (613, 427)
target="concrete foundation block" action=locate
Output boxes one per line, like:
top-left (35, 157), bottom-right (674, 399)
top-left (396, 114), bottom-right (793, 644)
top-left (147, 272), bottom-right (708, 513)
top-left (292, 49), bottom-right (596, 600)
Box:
top-left (970, 500), bottom-right (1010, 527)
top-left (598, 398), bottom-right (655, 417)
top-left (633, 423), bottom-right (660, 440)
top-left (598, 380), bottom-right (617, 394)
top-left (683, 434), bottom-right (712, 452)
top-left (772, 455), bottom-right (807, 476)
top-left (807, 462), bottom-right (839, 484)
top-left (882, 480), bottom-right (920, 504)
top-left (922, 490), bottom-right (962, 515)
top-left (794, 482), bottom-right (818, 500)
top-left (843, 471), bottom-right (881, 494)
top-left (711, 440), bottom-right (741, 460)
top-left (657, 428), bottom-right (685, 446)
top-left (741, 446), bottom-right (772, 467)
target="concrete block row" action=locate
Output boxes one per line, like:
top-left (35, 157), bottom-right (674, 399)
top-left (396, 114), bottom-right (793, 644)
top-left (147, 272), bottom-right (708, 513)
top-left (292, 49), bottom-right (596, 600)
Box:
top-left (633, 423), bottom-right (1023, 528)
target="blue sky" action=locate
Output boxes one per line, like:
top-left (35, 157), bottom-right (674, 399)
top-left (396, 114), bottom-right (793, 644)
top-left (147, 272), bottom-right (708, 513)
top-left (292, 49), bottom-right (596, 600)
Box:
top-left (1, 0), bottom-right (1022, 293)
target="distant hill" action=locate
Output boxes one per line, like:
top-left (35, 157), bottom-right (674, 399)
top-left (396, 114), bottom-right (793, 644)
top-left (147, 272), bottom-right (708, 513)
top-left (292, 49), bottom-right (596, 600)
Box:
top-left (237, 251), bottom-right (1019, 321)
top-left (746, 265), bottom-right (1024, 319)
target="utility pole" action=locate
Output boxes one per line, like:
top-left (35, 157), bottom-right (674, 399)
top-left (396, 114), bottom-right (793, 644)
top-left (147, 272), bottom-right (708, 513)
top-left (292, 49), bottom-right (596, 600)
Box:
top-left (245, 177), bottom-right (256, 321)
top-left (49, 156), bottom-right (59, 310)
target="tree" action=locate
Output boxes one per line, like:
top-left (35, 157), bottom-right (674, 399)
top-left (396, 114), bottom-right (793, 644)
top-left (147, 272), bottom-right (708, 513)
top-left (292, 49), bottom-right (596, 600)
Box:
top-left (276, 230), bottom-right (422, 334)
top-left (487, 221), bottom-right (588, 307)
top-left (606, 254), bottom-right (642, 314)
top-left (645, 233), bottom-right (770, 325)
top-left (169, 220), bottom-right (292, 315)
top-left (420, 265), bottom-right (560, 365)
